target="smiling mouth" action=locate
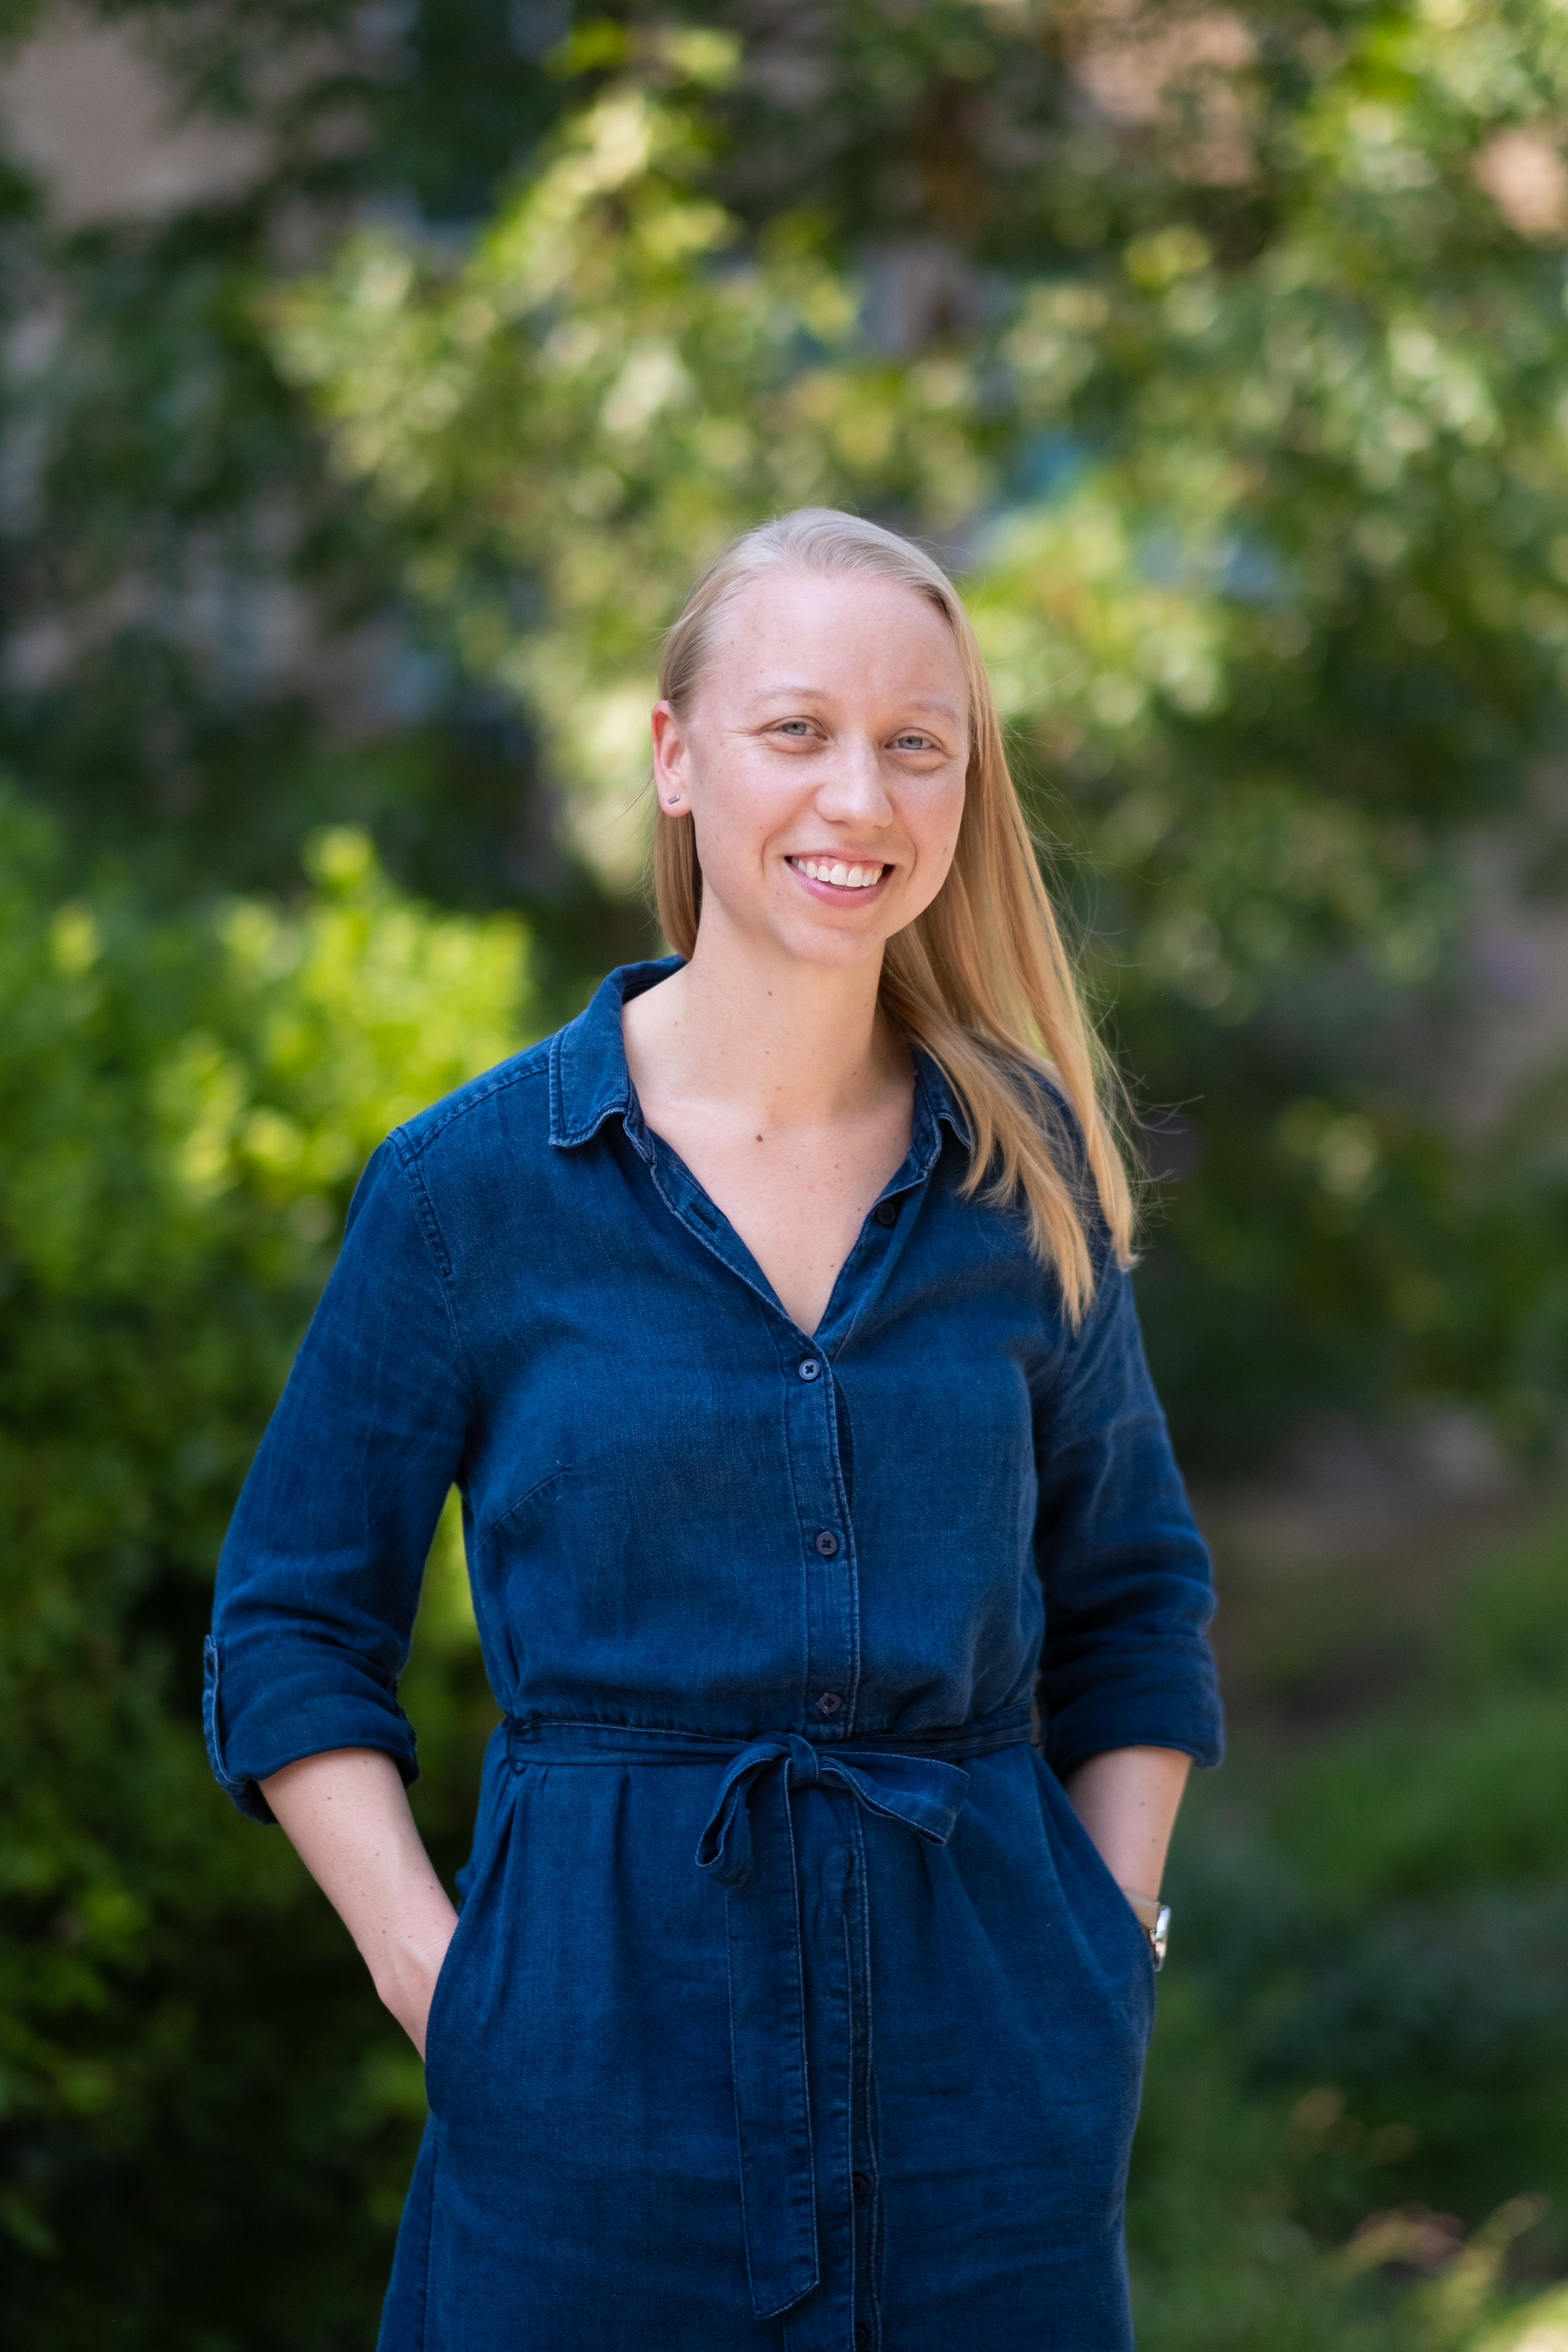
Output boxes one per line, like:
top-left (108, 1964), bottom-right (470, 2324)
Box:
top-left (786, 855), bottom-right (890, 893)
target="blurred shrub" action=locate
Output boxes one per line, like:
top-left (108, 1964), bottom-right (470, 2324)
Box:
top-left (0, 791), bottom-right (526, 2344)
top-left (1132, 1518), bottom-right (1568, 2347)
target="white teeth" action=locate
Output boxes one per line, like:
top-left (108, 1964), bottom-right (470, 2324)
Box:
top-left (792, 857), bottom-right (884, 888)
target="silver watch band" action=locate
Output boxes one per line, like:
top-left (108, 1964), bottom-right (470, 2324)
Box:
top-left (1122, 1889), bottom-right (1170, 1972)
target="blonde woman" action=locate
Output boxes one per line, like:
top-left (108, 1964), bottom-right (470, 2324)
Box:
top-left (205, 509), bottom-right (1223, 2351)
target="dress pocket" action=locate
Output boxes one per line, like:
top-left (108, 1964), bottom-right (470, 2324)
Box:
top-left (421, 1905), bottom-right (471, 2109)
top-left (422, 1788), bottom-right (514, 2114)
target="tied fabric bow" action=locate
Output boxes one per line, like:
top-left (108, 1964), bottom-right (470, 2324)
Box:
top-left (695, 1734), bottom-right (972, 2318)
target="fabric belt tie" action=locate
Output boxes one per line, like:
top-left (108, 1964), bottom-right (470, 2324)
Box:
top-left (503, 1703), bottom-right (1035, 2322)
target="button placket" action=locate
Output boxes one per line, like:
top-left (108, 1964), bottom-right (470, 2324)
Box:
top-left (781, 1334), bottom-right (857, 1739)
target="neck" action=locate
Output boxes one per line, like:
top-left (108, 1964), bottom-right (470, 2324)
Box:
top-left (629, 914), bottom-right (903, 1127)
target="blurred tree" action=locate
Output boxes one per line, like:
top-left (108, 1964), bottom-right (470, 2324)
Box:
top-left (266, 2), bottom-right (1568, 1459)
top-left (0, 0), bottom-right (581, 929)
top-left (6, 0), bottom-right (1568, 1453)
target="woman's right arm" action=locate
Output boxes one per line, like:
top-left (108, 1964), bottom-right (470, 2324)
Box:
top-left (208, 1136), bottom-right (470, 1803)
top-left (259, 1747), bottom-right (457, 2057)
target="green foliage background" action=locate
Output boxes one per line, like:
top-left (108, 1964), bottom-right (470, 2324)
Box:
top-left (0, 802), bottom-right (520, 2339)
top-left (5, 1), bottom-right (1568, 2345)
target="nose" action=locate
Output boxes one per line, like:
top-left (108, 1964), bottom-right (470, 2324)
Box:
top-left (813, 732), bottom-right (894, 828)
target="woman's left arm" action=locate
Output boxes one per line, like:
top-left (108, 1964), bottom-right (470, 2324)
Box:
top-left (1062, 1744), bottom-right (1191, 1899)
top-left (1032, 1247), bottom-right (1224, 1850)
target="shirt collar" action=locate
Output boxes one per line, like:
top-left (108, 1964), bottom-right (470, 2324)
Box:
top-left (549, 955), bottom-right (972, 1170)
top-left (549, 958), bottom-right (678, 1150)
top-left (908, 1045), bottom-right (971, 1168)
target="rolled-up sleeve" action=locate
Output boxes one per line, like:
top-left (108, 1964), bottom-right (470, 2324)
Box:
top-left (205, 1136), bottom-right (470, 1823)
top-left (1032, 1248), bottom-right (1224, 1781)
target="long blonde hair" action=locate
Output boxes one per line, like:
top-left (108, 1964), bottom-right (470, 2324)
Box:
top-left (651, 508), bottom-right (1134, 1322)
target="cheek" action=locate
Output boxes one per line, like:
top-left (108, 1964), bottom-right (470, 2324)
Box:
top-left (907, 786), bottom-right (967, 910)
top-left (689, 756), bottom-right (782, 878)
top-left (925, 782), bottom-right (967, 867)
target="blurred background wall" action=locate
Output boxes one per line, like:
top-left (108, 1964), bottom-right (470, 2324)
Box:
top-left (5, 6), bottom-right (1568, 2348)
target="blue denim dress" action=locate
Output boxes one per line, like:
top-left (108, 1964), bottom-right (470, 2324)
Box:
top-left (205, 958), bottom-right (1224, 2352)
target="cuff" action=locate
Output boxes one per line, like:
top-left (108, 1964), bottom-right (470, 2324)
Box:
top-left (1040, 1681), bottom-right (1225, 1783)
top-left (203, 1634), bottom-right (420, 1825)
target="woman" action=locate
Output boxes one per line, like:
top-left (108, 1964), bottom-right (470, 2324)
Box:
top-left (205, 508), bottom-right (1223, 2352)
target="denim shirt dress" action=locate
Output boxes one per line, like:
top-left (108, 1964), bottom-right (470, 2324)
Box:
top-left (205, 957), bottom-right (1224, 2352)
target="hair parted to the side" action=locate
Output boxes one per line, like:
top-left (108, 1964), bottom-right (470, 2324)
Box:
top-left (652, 506), bottom-right (1135, 1325)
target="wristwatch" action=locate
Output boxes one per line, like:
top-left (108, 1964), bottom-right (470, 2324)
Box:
top-left (1122, 1889), bottom-right (1170, 1973)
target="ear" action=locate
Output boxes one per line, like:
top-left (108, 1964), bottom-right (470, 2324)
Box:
top-left (651, 701), bottom-right (690, 810)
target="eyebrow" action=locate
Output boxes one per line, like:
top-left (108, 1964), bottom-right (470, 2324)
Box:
top-left (748, 683), bottom-right (964, 719)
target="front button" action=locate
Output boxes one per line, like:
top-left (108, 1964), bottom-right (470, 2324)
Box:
top-left (797, 1357), bottom-right (821, 1382)
top-left (814, 1528), bottom-right (840, 1558)
top-left (852, 2169), bottom-right (870, 2201)
top-left (854, 2326), bottom-right (872, 2349)
top-left (815, 1690), bottom-right (843, 1717)
top-left (874, 1198), bottom-right (899, 1227)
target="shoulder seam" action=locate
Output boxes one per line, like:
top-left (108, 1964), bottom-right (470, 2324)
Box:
top-left (385, 1129), bottom-right (455, 1280)
top-left (393, 1047), bottom-right (550, 1163)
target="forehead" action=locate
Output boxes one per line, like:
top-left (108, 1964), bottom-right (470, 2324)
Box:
top-left (705, 565), bottom-right (966, 706)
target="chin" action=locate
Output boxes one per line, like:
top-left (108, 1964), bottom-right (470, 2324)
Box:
top-left (779, 923), bottom-right (889, 970)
